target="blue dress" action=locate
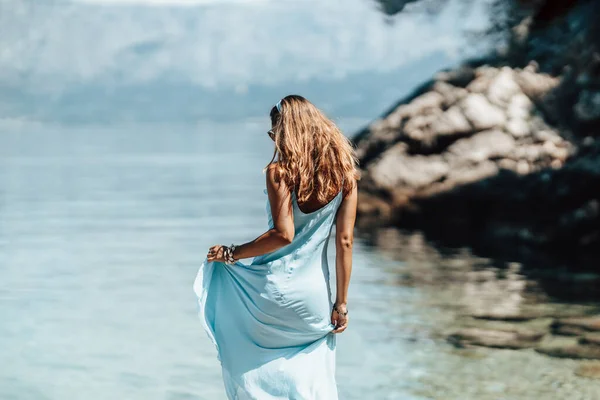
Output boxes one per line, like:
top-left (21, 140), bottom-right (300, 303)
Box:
top-left (193, 188), bottom-right (343, 399)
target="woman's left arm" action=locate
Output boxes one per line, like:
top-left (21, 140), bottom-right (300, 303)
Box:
top-left (206, 165), bottom-right (294, 263)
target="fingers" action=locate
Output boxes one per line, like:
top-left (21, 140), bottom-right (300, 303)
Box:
top-left (332, 321), bottom-right (348, 334)
top-left (207, 245), bottom-right (228, 263)
top-left (206, 245), bottom-right (222, 262)
top-left (331, 312), bottom-right (348, 334)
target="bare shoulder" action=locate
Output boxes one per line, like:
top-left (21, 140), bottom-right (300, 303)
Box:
top-left (265, 163), bottom-right (279, 186)
top-left (342, 179), bottom-right (358, 200)
top-left (266, 162), bottom-right (278, 176)
top-left (265, 162), bottom-right (288, 193)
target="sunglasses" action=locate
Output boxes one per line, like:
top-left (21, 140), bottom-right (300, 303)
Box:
top-left (267, 129), bottom-right (276, 140)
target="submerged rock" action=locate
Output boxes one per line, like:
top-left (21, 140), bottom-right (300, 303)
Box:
top-left (551, 317), bottom-right (600, 336)
top-left (575, 362), bottom-right (600, 380)
top-left (536, 344), bottom-right (600, 360)
top-left (468, 310), bottom-right (556, 322)
top-left (580, 333), bottom-right (600, 347)
top-left (447, 327), bottom-right (545, 349)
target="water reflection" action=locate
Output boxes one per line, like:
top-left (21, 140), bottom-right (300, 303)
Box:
top-left (1, 124), bottom-right (600, 399)
top-left (362, 225), bottom-right (600, 304)
top-left (356, 227), bottom-right (600, 398)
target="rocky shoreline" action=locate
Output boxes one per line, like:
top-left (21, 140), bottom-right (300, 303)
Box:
top-left (353, 0), bottom-right (600, 373)
top-left (354, 0), bottom-right (600, 269)
top-left (353, 59), bottom-right (600, 374)
top-left (358, 226), bottom-right (600, 382)
top-left (446, 313), bottom-right (600, 379)
top-left (354, 60), bottom-right (600, 270)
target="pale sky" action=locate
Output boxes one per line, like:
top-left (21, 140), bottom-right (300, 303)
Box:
top-left (73, 0), bottom-right (270, 5)
top-left (0, 0), bottom-right (491, 90)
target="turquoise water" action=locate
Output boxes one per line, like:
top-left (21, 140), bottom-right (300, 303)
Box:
top-left (2, 1), bottom-right (600, 399)
top-left (2, 122), bottom-right (600, 400)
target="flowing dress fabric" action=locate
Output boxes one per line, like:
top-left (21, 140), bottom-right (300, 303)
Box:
top-left (193, 189), bottom-right (343, 400)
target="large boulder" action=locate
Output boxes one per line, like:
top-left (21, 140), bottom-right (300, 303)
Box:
top-left (446, 130), bottom-right (516, 163)
top-left (432, 81), bottom-right (469, 107)
top-left (514, 69), bottom-right (560, 101)
top-left (354, 61), bottom-right (599, 267)
top-left (429, 106), bottom-right (472, 136)
top-left (507, 93), bottom-right (534, 120)
top-left (487, 67), bottom-right (522, 108)
top-left (368, 143), bottom-right (449, 190)
top-left (460, 93), bottom-right (507, 131)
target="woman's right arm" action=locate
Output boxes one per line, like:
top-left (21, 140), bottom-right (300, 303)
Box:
top-left (207, 163), bottom-right (294, 263)
top-left (331, 182), bottom-right (357, 333)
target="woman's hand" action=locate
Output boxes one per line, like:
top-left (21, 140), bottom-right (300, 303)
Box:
top-left (206, 245), bottom-right (226, 263)
top-left (331, 303), bottom-right (348, 334)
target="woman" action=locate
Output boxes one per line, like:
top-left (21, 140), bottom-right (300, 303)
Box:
top-left (193, 94), bottom-right (359, 399)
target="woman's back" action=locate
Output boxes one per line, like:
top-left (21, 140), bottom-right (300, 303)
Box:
top-left (294, 185), bottom-right (343, 214)
top-left (251, 186), bottom-right (343, 265)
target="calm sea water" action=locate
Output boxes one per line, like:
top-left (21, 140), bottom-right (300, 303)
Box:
top-left (2, 122), bottom-right (600, 400)
top-left (5, 0), bottom-right (600, 398)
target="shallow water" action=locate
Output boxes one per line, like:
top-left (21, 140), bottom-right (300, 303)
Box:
top-left (1, 123), bottom-right (600, 400)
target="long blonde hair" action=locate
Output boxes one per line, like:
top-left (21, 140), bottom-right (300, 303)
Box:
top-left (265, 95), bottom-right (360, 204)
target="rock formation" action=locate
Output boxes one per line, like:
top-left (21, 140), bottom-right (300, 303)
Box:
top-left (354, 0), bottom-right (600, 268)
top-left (363, 0), bottom-right (600, 375)
top-left (355, 61), bottom-right (599, 266)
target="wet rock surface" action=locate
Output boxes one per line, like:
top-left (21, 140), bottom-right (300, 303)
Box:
top-left (363, 0), bottom-right (600, 393)
top-left (449, 313), bottom-right (600, 360)
top-left (354, 62), bottom-right (600, 269)
top-left (575, 362), bottom-right (600, 380)
top-left (447, 327), bottom-right (545, 349)
top-left (552, 317), bottom-right (600, 336)
top-left (447, 314), bottom-right (600, 361)
top-left (359, 227), bottom-right (600, 394)
top-left (469, 309), bottom-right (572, 322)
top-left (580, 334), bottom-right (600, 347)
top-left (536, 345), bottom-right (600, 360)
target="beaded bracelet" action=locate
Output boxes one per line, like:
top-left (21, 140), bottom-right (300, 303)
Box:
top-left (223, 244), bottom-right (237, 265)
